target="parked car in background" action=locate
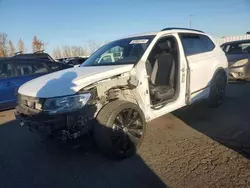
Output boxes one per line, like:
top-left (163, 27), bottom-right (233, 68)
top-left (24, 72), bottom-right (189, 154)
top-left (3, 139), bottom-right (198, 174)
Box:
top-left (15, 27), bottom-right (228, 159)
top-left (13, 51), bottom-right (73, 71)
top-left (0, 58), bottom-right (73, 110)
top-left (13, 51), bottom-right (56, 62)
top-left (221, 40), bottom-right (250, 80)
top-left (57, 56), bottom-right (89, 67)
top-left (65, 56), bottom-right (89, 67)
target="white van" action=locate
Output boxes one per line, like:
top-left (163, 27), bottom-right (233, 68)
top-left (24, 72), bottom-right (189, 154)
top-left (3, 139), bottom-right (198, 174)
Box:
top-left (15, 28), bottom-right (228, 159)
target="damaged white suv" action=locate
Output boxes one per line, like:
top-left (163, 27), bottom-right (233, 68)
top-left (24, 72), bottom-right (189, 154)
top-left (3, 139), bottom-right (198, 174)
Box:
top-left (15, 28), bottom-right (228, 159)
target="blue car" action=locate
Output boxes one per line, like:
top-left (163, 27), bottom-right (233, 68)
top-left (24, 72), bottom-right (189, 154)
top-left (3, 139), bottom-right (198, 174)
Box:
top-left (0, 58), bottom-right (72, 110)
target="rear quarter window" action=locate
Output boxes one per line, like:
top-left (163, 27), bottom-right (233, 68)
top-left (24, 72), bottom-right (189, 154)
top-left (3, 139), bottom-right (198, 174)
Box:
top-left (200, 35), bottom-right (215, 52)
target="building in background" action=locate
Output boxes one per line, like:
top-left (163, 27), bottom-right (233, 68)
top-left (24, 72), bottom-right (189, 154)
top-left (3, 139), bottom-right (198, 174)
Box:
top-left (215, 34), bottom-right (250, 45)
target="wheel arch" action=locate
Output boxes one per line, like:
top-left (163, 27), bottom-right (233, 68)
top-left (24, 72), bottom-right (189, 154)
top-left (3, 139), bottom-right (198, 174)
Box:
top-left (210, 67), bottom-right (228, 86)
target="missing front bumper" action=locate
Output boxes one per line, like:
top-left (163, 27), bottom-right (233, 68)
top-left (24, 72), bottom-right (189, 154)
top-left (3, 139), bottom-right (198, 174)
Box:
top-left (15, 105), bottom-right (93, 141)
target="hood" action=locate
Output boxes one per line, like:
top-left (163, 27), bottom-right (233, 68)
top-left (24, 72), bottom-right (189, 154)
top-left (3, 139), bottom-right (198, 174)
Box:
top-left (18, 64), bottom-right (134, 98)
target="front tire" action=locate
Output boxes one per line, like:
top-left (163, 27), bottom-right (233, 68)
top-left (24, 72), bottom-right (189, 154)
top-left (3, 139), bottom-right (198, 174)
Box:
top-left (208, 72), bottom-right (227, 108)
top-left (93, 100), bottom-right (146, 159)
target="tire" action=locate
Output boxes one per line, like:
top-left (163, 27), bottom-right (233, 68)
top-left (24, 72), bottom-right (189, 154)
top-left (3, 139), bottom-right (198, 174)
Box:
top-left (93, 100), bottom-right (146, 159)
top-left (208, 72), bottom-right (227, 108)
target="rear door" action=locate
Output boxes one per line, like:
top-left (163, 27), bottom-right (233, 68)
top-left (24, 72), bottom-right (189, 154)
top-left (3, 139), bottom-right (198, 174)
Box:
top-left (0, 61), bottom-right (18, 109)
top-left (180, 33), bottom-right (217, 100)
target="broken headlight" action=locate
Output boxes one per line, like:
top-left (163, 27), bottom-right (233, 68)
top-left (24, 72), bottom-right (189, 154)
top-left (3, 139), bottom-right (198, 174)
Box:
top-left (231, 58), bottom-right (248, 67)
top-left (43, 93), bottom-right (92, 115)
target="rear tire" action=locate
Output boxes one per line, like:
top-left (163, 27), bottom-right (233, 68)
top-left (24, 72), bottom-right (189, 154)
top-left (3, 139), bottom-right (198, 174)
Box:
top-left (93, 100), bottom-right (146, 159)
top-left (208, 72), bottom-right (227, 108)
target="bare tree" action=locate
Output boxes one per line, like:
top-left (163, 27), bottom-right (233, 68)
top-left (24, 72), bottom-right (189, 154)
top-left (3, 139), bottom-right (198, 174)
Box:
top-left (62, 45), bottom-right (72, 57)
top-left (52, 41), bottom-right (100, 59)
top-left (71, 46), bottom-right (88, 57)
top-left (32, 36), bottom-right (44, 52)
top-left (0, 32), bottom-right (9, 57)
top-left (8, 40), bottom-right (16, 56)
top-left (87, 40), bottom-right (102, 55)
top-left (52, 47), bottom-right (62, 59)
top-left (17, 39), bottom-right (25, 53)
top-left (79, 46), bottom-right (88, 56)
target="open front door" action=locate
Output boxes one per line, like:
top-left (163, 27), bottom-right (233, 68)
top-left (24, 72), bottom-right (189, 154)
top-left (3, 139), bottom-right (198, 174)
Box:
top-left (136, 33), bottom-right (188, 121)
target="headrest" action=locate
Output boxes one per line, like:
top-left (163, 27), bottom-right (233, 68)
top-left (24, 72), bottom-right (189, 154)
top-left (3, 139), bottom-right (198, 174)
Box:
top-left (158, 40), bottom-right (171, 51)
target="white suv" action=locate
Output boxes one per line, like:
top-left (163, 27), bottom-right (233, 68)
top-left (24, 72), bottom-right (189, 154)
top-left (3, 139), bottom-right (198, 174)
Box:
top-left (15, 28), bottom-right (228, 159)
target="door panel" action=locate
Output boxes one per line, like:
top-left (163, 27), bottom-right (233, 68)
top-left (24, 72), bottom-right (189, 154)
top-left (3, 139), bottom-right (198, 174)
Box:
top-left (0, 77), bottom-right (18, 107)
top-left (0, 62), bottom-right (17, 109)
top-left (187, 52), bottom-right (217, 93)
top-left (180, 33), bottom-right (218, 95)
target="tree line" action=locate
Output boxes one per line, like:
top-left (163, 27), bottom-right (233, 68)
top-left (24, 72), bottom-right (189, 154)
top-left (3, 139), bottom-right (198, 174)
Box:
top-left (52, 40), bottom-right (103, 59)
top-left (0, 32), bottom-right (104, 59)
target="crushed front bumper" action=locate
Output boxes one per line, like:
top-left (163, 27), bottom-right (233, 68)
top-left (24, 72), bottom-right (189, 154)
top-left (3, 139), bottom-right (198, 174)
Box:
top-left (229, 64), bottom-right (250, 80)
top-left (14, 104), bottom-right (94, 140)
top-left (15, 105), bottom-right (68, 134)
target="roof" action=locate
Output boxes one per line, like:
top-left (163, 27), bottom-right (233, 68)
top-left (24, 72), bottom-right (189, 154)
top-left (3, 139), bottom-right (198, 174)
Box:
top-left (124, 27), bottom-right (206, 39)
top-left (221, 39), bottom-right (250, 46)
top-left (161, 27), bottom-right (204, 33)
top-left (12, 52), bottom-right (55, 62)
top-left (0, 58), bottom-right (55, 64)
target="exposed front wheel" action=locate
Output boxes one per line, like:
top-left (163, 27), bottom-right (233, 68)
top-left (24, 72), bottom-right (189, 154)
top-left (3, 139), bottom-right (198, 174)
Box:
top-left (208, 72), bottom-right (227, 108)
top-left (93, 100), bottom-right (146, 159)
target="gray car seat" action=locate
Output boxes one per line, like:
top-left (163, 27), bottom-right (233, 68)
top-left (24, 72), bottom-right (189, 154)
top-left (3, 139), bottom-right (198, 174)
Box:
top-left (146, 40), bottom-right (175, 101)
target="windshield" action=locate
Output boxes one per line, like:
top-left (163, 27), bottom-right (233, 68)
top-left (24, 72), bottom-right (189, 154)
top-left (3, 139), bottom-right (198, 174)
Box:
top-left (82, 35), bottom-right (155, 66)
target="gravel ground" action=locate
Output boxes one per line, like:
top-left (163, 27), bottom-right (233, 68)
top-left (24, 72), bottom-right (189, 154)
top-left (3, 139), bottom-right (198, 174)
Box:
top-left (0, 82), bottom-right (250, 188)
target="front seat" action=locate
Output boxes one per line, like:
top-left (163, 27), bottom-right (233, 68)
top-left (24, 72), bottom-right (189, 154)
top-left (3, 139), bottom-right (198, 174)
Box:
top-left (146, 40), bottom-right (175, 101)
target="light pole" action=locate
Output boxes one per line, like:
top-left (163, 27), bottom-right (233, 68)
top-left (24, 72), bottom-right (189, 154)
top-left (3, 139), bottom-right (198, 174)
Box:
top-left (189, 14), bottom-right (193, 29)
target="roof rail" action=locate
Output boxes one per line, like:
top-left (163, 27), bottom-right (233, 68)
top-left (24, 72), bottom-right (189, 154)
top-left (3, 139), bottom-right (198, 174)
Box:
top-left (161, 27), bottom-right (204, 33)
top-left (34, 50), bottom-right (44, 54)
top-left (14, 51), bottom-right (23, 55)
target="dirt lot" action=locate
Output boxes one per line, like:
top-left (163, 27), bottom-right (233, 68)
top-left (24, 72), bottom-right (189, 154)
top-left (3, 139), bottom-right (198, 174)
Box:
top-left (0, 82), bottom-right (250, 188)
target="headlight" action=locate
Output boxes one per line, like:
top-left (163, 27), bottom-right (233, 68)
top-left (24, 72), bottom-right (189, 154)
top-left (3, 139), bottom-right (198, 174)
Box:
top-left (43, 93), bottom-right (92, 114)
top-left (232, 58), bottom-right (248, 67)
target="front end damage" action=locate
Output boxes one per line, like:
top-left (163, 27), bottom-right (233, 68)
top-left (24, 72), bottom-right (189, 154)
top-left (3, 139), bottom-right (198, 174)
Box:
top-left (15, 94), bottom-right (97, 141)
top-left (15, 73), bottom-right (140, 142)
top-left (228, 58), bottom-right (250, 80)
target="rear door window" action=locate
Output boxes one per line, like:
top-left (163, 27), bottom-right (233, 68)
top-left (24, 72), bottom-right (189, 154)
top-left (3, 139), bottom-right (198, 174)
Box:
top-left (16, 62), bottom-right (49, 76)
top-left (0, 62), bottom-right (14, 79)
top-left (180, 34), bottom-right (206, 56)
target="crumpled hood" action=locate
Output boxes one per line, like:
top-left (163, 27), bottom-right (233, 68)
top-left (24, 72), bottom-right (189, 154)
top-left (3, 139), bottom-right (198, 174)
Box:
top-left (18, 65), bottom-right (133, 98)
